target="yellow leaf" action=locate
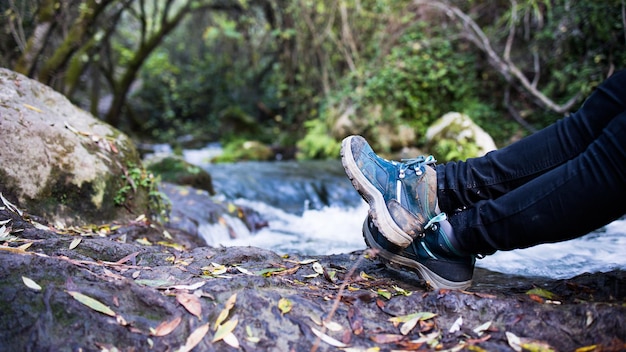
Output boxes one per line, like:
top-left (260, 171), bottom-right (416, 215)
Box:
top-left (135, 237), bottom-right (152, 246)
top-left (389, 312), bottom-right (437, 325)
top-left (213, 318), bottom-right (238, 342)
top-left (526, 288), bottom-right (557, 300)
top-left (377, 289), bottom-right (391, 299)
top-left (178, 323), bottom-right (209, 352)
top-left (67, 291), bottom-right (116, 317)
top-left (278, 297), bottom-right (292, 314)
top-left (214, 293), bottom-right (237, 328)
top-left (360, 271), bottom-right (376, 280)
top-left (69, 237), bottom-right (82, 250)
top-left (22, 276), bottom-right (42, 291)
top-left (17, 242), bottom-right (33, 251)
top-left (23, 103), bottom-right (42, 113)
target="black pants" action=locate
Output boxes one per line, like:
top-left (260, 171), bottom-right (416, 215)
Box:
top-left (436, 70), bottom-right (626, 255)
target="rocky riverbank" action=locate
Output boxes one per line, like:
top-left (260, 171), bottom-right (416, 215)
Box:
top-left (1, 196), bottom-right (625, 352)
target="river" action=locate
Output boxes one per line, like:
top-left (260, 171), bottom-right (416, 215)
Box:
top-left (173, 144), bottom-right (626, 280)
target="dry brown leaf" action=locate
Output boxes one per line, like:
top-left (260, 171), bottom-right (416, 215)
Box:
top-left (176, 292), bottom-right (202, 319)
top-left (151, 316), bottom-right (182, 337)
top-left (370, 333), bottom-right (405, 344)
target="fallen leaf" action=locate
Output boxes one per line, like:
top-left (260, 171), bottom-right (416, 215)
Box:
top-left (245, 325), bottom-right (260, 343)
top-left (312, 262), bottom-right (324, 275)
top-left (389, 312), bottom-right (437, 325)
top-left (0, 193), bottom-right (22, 216)
top-left (235, 266), bottom-right (255, 275)
top-left (449, 316), bottom-right (463, 333)
top-left (213, 318), bottom-right (238, 343)
top-left (22, 276), bottom-right (42, 291)
top-left (348, 307), bottom-right (364, 335)
top-left (222, 332), bottom-right (240, 348)
top-left (400, 317), bottom-right (419, 335)
top-left (215, 293), bottom-right (237, 328)
top-left (410, 331), bottom-right (440, 344)
top-left (473, 321), bottom-right (492, 336)
top-left (178, 323), bottom-right (209, 352)
top-left (323, 320), bottom-right (343, 332)
top-left (393, 285), bottom-right (412, 296)
top-left (176, 292), bottom-right (202, 319)
top-left (506, 332), bottom-right (522, 352)
top-left (23, 103), bottom-right (42, 112)
top-left (69, 237), bottom-right (82, 250)
top-left (360, 271), bottom-right (376, 280)
top-left (377, 289), bottom-right (391, 300)
top-left (278, 297), bottom-right (293, 314)
top-left (67, 291), bottom-right (116, 317)
top-left (257, 267), bottom-right (286, 277)
top-left (134, 279), bottom-right (175, 288)
top-left (370, 333), bottom-right (405, 344)
top-left (311, 327), bottom-right (347, 348)
top-left (526, 288), bottom-right (557, 300)
top-left (17, 242), bottom-right (33, 251)
top-left (528, 294), bottom-right (545, 304)
top-left (170, 281), bottom-right (206, 291)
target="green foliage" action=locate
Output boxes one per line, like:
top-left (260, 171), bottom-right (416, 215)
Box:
top-left (6, 0), bottom-right (622, 161)
top-left (212, 139), bottom-right (274, 163)
top-left (295, 119), bottom-right (341, 160)
top-left (115, 162), bottom-right (170, 222)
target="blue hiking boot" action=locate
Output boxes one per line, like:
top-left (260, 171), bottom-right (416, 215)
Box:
top-left (341, 135), bottom-right (446, 248)
top-left (363, 215), bottom-right (475, 290)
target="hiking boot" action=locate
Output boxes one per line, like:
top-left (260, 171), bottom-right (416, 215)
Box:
top-left (363, 215), bottom-right (475, 290)
top-left (341, 135), bottom-right (445, 248)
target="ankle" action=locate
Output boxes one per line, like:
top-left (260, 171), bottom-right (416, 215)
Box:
top-left (439, 220), bottom-right (469, 257)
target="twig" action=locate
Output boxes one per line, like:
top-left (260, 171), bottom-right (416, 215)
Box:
top-left (309, 248), bottom-right (378, 352)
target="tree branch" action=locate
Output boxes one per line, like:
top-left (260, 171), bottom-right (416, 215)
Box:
top-left (413, 0), bottom-right (581, 115)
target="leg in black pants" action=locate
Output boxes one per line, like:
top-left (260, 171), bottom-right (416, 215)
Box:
top-left (438, 70), bottom-right (626, 254)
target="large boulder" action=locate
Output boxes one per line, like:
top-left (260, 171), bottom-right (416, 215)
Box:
top-left (425, 112), bottom-right (497, 161)
top-left (0, 68), bottom-right (152, 226)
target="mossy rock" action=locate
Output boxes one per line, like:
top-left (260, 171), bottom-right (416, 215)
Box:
top-left (213, 140), bottom-right (274, 162)
top-left (0, 68), bottom-right (157, 225)
top-left (145, 156), bottom-right (215, 195)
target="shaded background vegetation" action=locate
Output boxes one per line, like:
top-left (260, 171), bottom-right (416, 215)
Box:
top-left (2, 0), bottom-right (625, 161)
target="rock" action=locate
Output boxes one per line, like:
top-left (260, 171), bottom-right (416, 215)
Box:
top-left (1, 204), bottom-right (625, 351)
top-left (214, 140), bottom-right (274, 162)
top-left (159, 182), bottom-right (268, 245)
top-left (0, 68), bottom-right (153, 226)
top-left (145, 155), bottom-right (216, 195)
top-left (426, 112), bottom-right (497, 160)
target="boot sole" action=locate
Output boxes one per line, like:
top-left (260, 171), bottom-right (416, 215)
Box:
top-left (341, 136), bottom-right (413, 247)
top-left (362, 217), bottom-right (472, 291)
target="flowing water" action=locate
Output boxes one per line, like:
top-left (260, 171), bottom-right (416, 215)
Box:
top-left (175, 144), bottom-right (626, 280)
